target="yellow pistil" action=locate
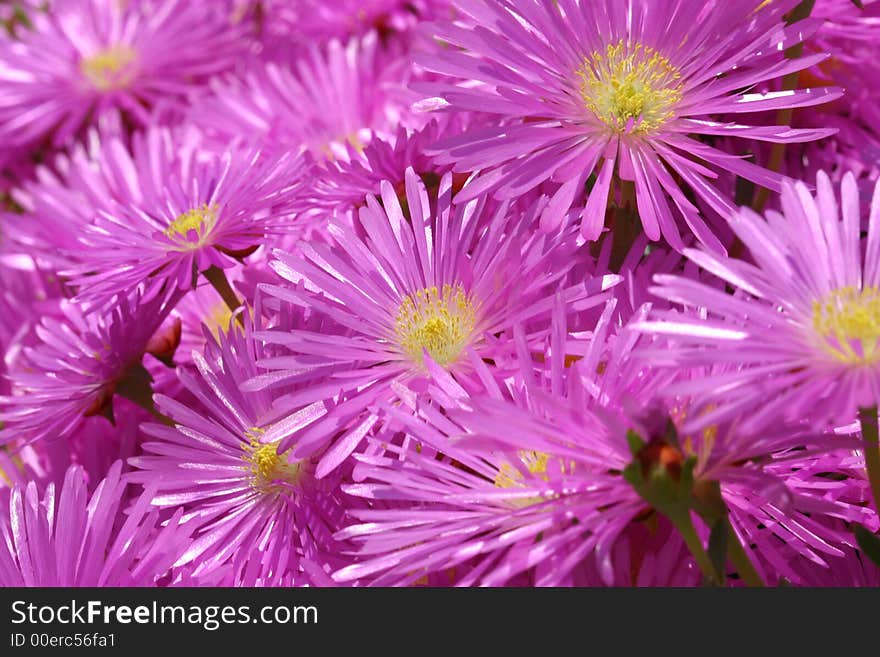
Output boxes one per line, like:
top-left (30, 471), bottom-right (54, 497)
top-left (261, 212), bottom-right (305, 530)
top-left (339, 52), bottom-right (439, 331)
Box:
top-left (163, 203), bottom-right (219, 248)
top-left (576, 40), bottom-right (682, 135)
top-left (80, 45), bottom-right (138, 91)
top-left (395, 284), bottom-right (477, 367)
top-left (243, 428), bottom-right (303, 493)
top-left (812, 286), bottom-right (880, 365)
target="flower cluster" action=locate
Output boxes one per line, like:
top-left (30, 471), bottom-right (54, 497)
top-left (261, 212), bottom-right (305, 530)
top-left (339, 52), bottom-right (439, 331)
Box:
top-left (1, 0), bottom-right (879, 588)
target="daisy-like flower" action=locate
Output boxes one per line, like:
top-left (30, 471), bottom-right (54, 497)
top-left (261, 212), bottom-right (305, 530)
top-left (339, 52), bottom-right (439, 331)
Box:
top-left (129, 321), bottom-right (354, 586)
top-left (418, 0), bottom-right (840, 250)
top-left (250, 169), bottom-right (620, 477)
top-left (64, 127), bottom-right (305, 312)
top-left (243, 0), bottom-right (451, 62)
top-left (0, 461), bottom-right (193, 586)
top-left (260, 0), bottom-right (450, 45)
top-left (635, 172), bottom-right (880, 430)
top-left (334, 391), bottom-right (648, 586)
top-left (785, 0), bottom-right (880, 181)
top-left (337, 300), bottom-right (872, 586)
top-left (190, 32), bottom-right (412, 160)
top-left (0, 253), bottom-right (62, 395)
top-left (306, 119), bottom-right (461, 217)
top-left (334, 304), bottom-right (667, 586)
top-left (0, 288), bottom-right (180, 446)
top-left (0, 0), bottom-right (243, 150)
top-left (5, 118), bottom-right (135, 269)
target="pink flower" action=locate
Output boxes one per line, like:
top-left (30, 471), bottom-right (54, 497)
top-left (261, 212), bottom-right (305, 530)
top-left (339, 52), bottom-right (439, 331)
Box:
top-left (0, 461), bottom-right (193, 586)
top-left (249, 169), bottom-right (619, 477)
top-left (637, 172), bottom-right (880, 430)
top-left (418, 0), bottom-right (840, 251)
top-left (0, 0), bottom-right (243, 150)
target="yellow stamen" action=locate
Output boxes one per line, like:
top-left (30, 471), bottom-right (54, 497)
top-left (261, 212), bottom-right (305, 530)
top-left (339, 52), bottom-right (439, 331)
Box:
top-left (80, 45), bottom-right (138, 91)
top-left (494, 451), bottom-right (573, 508)
top-left (576, 40), bottom-right (682, 135)
top-left (494, 450), bottom-right (551, 488)
top-left (812, 286), bottom-right (880, 365)
top-left (395, 284), bottom-right (476, 367)
top-left (164, 204), bottom-right (219, 247)
top-left (204, 300), bottom-right (233, 339)
top-left (243, 428), bottom-right (303, 493)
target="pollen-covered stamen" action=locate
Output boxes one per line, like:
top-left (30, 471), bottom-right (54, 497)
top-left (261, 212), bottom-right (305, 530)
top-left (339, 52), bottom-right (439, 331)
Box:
top-left (812, 286), bottom-right (880, 365)
top-left (163, 203), bottom-right (219, 248)
top-left (577, 40), bottom-right (682, 135)
top-left (494, 451), bottom-right (572, 508)
top-left (494, 451), bottom-right (551, 489)
top-left (395, 284), bottom-right (477, 367)
top-left (243, 428), bottom-right (303, 494)
top-left (204, 301), bottom-right (234, 339)
top-left (80, 45), bottom-right (139, 91)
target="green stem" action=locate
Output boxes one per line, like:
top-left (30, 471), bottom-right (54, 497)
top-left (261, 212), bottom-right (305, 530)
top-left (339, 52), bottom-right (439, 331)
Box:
top-left (671, 511), bottom-right (722, 586)
top-left (725, 519), bottom-right (765, 587)
top-left (203, 265), bottom-right (244, 326)
top-left (115, 364), bottom-right (175, 427)
top-left (751, 0), bottom-right (817, 213)
top-left (859, 406), bottom-right (880, 515)
top-left (125, 393), bottom-right (175, 427)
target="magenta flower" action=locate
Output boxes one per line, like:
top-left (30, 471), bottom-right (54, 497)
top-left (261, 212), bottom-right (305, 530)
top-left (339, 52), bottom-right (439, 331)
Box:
top-left (258, 0), bottom-right (450, 44)
top-left (337, 299), bottom-right (871, 586)
top-left (2, 118), bottom-right (130, 269)
top-left (250, 169), bottom-right (619, 477)
top-left (787, 0), bottom-right (880, 181)
top-left (306, 119), bottom-right (464, 217)
top-left (0, 288), bottom-right (180, 446)
top-left (63, 127), bottom-right (305, 311)
top-left (0, 0), bottom-right (243, 150)
top-left (129, 323), bottom-right (355, 586)
top-left (0, 461), bottom-right (193, 586)
top-left (333, 304), bottom-right (653, 586)
top-left (190, 32), bottom-right (411, 159)
top-left (334, 396), bottom-right (647, 587)
top-left (418, 0), bottom-right (840, 250)
top-left (637, 172), bottom-right (880, 430)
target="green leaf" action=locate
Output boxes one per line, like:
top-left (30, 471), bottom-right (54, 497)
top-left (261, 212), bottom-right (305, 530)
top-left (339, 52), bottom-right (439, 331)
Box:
top-left (854, 525), bottom-right (880, 567)
top-left (678, 456), bottom-right (696, 498)
top-left (626, 430), bottom-right (645, 456)
top-left (622, 462), bottom-right (642, 488)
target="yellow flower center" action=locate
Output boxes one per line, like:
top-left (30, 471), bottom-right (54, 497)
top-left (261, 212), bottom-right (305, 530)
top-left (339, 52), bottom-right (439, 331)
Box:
top-left (243, 428), bottom-right (303, 493)
top-left (812, 286), bottom-right (880, 365)
top-left (494, 451), bottom-right (572, 508)
top-left (494, 451), bottom-right (551, 488)
top-left (395, 284), bottom-right (477, 367)
top-left (164, 204), bottom-right (219, 248)
top-left (204, 300), bottom-right (234, 339)
top-left (80, 45), bottom-right (139, 91)
top-left (577, 40), bottom-right (682, 135)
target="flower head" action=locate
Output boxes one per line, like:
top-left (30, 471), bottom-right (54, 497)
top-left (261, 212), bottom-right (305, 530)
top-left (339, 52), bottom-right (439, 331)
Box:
top-left (0, 461), bottom-right (193, 586)
top-left (0, 288), bottom-right (179, 446)
top-left (129, 321), bottom-right (355, 586)
top-left (250, 169), bottom-right (619, 476)
top-left (637, 172), bottom-right (880, 429)
top-left (190, 32), bottom-right (411, 159)
top-left (419, 0), bottom-right (840, 250)
top-left (62, 127), bottom-right (305, 311)
top-left (0, 0), bottom-right (243, 149)
top-left (257, 0), bottom-right (450, 45)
